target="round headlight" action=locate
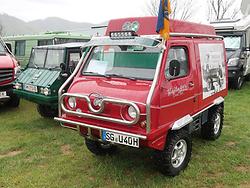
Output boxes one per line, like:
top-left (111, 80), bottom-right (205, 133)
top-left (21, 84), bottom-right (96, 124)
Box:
top-left (128, 106), bottom-right (137, 119)
top-left (43, 88), bottom-right (50, 96)
top-left (68, 97), bottom-right (76, 109)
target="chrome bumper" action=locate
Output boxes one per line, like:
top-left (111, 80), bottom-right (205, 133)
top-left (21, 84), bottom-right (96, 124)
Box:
top-left (54, 117), bottom-right (147, 140)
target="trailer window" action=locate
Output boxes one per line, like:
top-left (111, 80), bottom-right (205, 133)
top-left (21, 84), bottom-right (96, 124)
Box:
top-left (15, 40), bottom-right (26, 56)
top-left (82, 45), bottom-right (161, 80)
top-left (165, 47), bottom-right (189, 79)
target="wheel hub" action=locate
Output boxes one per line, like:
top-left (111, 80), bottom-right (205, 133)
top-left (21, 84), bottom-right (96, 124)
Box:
top-left (171, 139), bottom-right (187, 168)
top-left (214, 113), bottom-right (221, 135)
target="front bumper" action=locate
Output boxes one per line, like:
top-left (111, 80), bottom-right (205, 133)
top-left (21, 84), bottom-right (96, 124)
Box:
top-left (54, 117), bottom-right (147, 140)
top-left (14, 89), bottom-right (58, 106)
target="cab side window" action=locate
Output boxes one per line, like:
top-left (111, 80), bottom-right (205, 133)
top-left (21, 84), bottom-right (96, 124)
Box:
top-left (68, 52), bottom-right (81, 73)
top-left (165, 47), bottom-right (189, 79)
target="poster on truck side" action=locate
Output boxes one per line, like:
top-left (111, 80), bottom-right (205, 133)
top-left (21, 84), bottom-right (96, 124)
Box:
top-left (199, 43), bottom-right (226, 99)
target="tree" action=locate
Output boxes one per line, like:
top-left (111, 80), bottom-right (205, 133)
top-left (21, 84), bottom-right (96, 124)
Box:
top-left (207, 0), bottom-right (241, 21)
top-left (146, 0), bottom-right (195, 20)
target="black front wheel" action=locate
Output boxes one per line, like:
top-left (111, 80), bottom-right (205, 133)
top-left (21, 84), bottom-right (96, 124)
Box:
top-left (154, 130), bottom-right (192, 176)
top-left (7, 93), bottom-right (20, 108)
top-left (37, 104), bottom-right (58, 118)
top-left (85, 138), bottom-right (117, 156)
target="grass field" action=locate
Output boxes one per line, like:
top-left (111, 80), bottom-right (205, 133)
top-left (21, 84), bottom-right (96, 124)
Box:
top-left (0, 84), bottom-right (250, 188)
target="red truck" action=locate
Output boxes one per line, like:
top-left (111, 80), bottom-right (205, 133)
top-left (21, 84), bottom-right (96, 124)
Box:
top-left (0, 38), bottom-right (20, 107)
top-left (55, 17), bottom-right (228, 176)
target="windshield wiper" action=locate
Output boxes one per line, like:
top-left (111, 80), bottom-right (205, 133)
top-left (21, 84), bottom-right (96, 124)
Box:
top-left (83, 71), bottom-right (109, 78)
top-left (105, 73), bottom-right (137, 81)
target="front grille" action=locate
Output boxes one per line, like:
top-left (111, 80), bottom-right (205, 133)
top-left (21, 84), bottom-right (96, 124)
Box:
top-left (0, 68), bottom-right (13, 83)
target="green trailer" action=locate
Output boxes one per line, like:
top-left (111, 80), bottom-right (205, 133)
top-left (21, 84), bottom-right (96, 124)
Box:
top-left (3, 32), bottom-right (90, 67)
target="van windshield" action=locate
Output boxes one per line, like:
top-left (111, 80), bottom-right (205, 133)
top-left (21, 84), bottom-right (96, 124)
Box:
top-left (29, 48), bottom-right (64, 69)
top-left (82, 45), bottom-right (161, 80)
top-left (224, 36), bottom-right (242, 50)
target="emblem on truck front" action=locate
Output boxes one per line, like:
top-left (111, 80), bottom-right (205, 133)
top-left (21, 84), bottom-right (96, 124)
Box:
top-left (122, 21), bottom-right (140, 32)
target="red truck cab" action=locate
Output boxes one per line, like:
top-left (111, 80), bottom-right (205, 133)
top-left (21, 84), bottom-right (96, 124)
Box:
top-left (55, 17), bottom-right (227, 176)
top-left (0, 38), bottom-right (20, 107)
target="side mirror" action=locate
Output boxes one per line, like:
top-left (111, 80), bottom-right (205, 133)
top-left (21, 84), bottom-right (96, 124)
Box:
top-left (5, 43), bottom-right (12, 53)
top-left (60, 63), bottom-right (66, 72)
top-left (169, 60), bottom-right (181, 77)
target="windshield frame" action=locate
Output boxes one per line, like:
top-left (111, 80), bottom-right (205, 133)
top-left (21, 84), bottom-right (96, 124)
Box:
top-left (81, 43), bottom-right (162, 81)
top-left (28, 47), bottom-right (66, 69)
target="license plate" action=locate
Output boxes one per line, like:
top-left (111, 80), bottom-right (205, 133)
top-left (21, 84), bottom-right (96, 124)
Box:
top-left (24, 84), bottom-right (37, 93)
top-left (102, 131), bottom-right (139, 148)
top-left (0, 91), bottom-right (7, 98)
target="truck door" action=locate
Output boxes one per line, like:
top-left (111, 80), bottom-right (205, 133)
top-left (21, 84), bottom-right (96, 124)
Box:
top-left (159, 41), bottom-right (199, 128)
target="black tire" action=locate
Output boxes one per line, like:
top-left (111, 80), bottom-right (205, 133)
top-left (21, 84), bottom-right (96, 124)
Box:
top-left (245, 74), bottom-right (250, 81)
top-left (7, 94), bottom-right (20, 108)
top-left (37, 104), bottom-right (58, 118)
top-left (154, 129), bottom-right (192, 176)
top-left (233, 74), bottom-right (244, 90)
top-left (201, 105), bottom-right (223, 140)
top-left (85, 138), bottom-right (117, 156)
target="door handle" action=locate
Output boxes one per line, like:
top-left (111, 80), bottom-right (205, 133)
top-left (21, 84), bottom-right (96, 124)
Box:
top-left (189, 81), bottom-right (194, 87)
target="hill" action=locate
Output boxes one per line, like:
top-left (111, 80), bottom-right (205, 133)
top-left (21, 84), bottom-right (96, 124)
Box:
top-left (0, 13), bottom-right (107, 36)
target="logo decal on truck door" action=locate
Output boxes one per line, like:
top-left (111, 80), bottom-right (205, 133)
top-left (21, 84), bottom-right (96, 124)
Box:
top-left (199, 44), bottom-right (226, 99)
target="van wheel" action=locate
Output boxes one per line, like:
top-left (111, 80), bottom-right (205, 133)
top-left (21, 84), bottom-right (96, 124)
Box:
top-left (85, 138), bottom-right (117, 156)
top-left (7, 94), bottom-right (20, 107)
top-left (233, 75), bottom-right (244, 90)
top-left (201, 106), bottom-right (223, 140)
top-left (37, 104), bottom-right (58, 118)
top-left (154, 130), bottom-right (192, 176)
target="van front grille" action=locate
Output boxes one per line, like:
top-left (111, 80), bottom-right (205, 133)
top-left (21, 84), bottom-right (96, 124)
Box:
top-left (0, 68), bottom-right (13, 83)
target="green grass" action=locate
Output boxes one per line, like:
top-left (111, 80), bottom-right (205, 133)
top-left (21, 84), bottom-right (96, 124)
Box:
top-left (0, 84), bottom-right (250, 188)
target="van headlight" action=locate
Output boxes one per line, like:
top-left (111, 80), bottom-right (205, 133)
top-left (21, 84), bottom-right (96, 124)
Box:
top-left (228, 58), bottom-right (239, 66)
top-left (43, 88), bottom-right (50, 96)
top-left (40, 87), bottom-right (51, 96)
top-left (128, 106), bottom-right (137, 119)
top-left (14, 66), bottom-right (21, 78)
top-left (68, 97), bottom-right (76, 109)
top-left (14, 82), bottom-right (22, 89)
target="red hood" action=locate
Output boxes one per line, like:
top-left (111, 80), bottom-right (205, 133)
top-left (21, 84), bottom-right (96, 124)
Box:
top-left (68, 76), bottom-right (152, 104)
top-left (0, 54), bottom-right (15, 68)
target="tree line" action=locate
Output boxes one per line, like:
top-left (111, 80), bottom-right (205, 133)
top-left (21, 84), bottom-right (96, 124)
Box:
top-left (146, 0), bottom-right (241, 21)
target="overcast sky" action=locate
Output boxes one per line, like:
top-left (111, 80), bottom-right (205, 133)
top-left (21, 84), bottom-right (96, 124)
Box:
top-left (0, 0), bottom-right (243, 24)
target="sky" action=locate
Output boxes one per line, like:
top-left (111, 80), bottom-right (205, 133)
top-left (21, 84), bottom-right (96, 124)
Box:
top-left (0, 0), bottom-right (243, 24)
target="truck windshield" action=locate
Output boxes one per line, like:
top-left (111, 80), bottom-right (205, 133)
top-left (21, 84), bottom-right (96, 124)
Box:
top-left (29, 48), bottom-right (64, 69)
top-left (82, 45), bottom-right (161, 80)
top-left (224, 36), bottom-right (242, 50)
